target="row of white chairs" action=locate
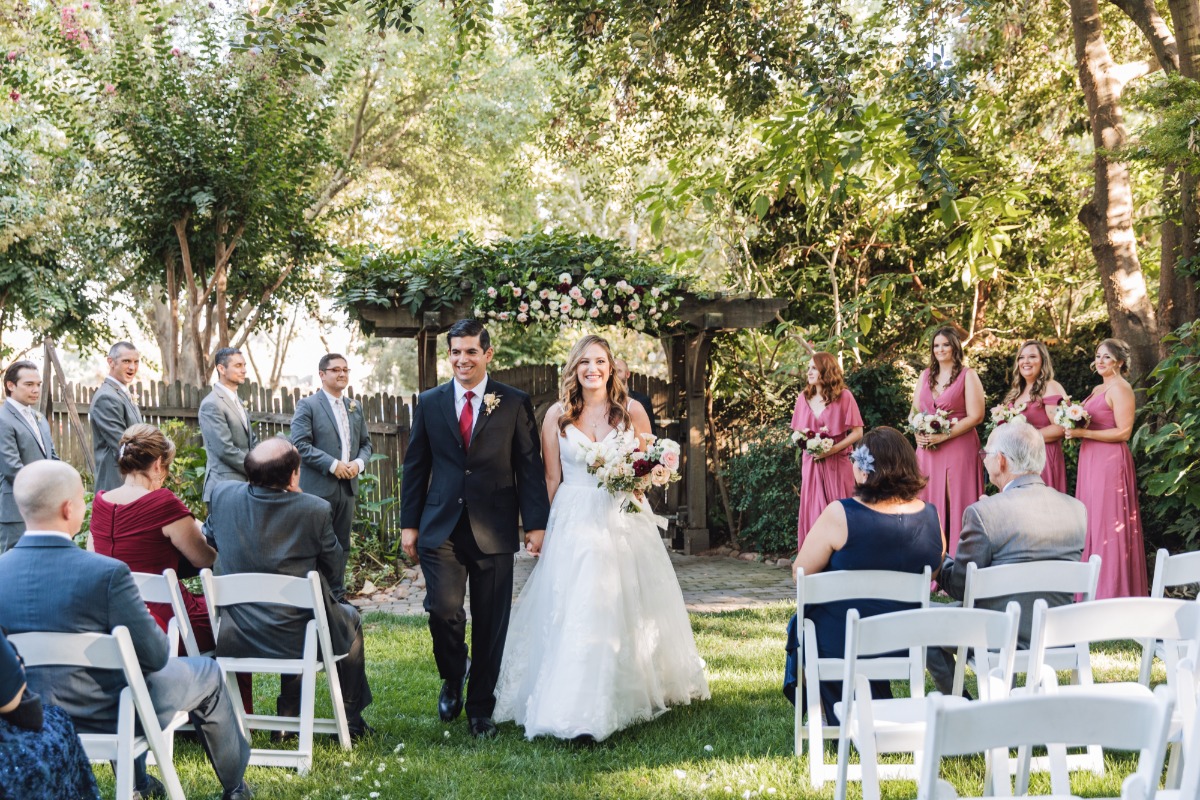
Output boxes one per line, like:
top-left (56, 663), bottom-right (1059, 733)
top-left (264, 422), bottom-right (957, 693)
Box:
top-left (10, 568), bottom-right (352, 799)
top-left (796, 547), bottom-right (1200, 799)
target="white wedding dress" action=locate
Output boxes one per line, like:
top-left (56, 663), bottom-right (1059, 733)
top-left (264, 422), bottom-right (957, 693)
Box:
top-left (493, 424), bottom-right (710, 741)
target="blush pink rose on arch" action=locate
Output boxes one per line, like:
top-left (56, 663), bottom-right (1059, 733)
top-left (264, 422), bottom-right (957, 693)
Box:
top-left (660, 450), bottom-right (679, 470)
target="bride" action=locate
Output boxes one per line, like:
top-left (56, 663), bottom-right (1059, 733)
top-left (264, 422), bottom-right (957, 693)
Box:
top-left (493, 334), bottom-right (710, 741)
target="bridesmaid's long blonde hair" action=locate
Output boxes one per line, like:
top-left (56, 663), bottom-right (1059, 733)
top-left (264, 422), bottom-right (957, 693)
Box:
top-left (557, 335), bottom-right (632, 435)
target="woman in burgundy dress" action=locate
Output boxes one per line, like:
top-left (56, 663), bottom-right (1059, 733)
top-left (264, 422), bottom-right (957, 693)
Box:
top-left (1063, 338), bottom-right (1148, 598)
top-left (790, 352), bottom-right (864, 550)
top-left (909, 327), bottom-right (985, 555)
top-left (1003, 340), bottom-right (1068, 493)
top-left (90, 424), bottom-right (253, 709)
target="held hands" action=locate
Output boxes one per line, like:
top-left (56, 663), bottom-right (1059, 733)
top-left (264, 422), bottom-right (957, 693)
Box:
top-left (525, 529), bottom-right (546, 557)
top-left (334, 461), bottom-right (361, 480)
top-left (401, 528), bottom-right (420, 564)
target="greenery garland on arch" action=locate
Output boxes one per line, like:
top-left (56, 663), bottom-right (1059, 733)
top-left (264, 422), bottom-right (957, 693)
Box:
top-left (335, 231), bottom-right (694, 336)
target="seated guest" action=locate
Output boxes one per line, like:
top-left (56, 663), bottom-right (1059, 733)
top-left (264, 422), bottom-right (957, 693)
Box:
top-left (204, 438), bottom-right (373, 741)
top-left (927, 416), bottom-right (1087, 694)
top-left (0, 461), bottom-right (251, 800)
top-left (90, 423), bottom-right (252, 712)
top-left (785, 427), bottom-right (944, 721)
top-left (1, 629), bottom-right (100, 800)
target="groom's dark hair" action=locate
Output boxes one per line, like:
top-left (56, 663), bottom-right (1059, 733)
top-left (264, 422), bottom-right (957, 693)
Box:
top-left (446, 319), bottom-right (490, 352)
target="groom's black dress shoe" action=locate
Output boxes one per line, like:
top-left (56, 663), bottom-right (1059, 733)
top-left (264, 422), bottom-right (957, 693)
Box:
top-left (468, 716), bottom-right (498, 739)
top-left (439, 658), bottom-right (470, 722)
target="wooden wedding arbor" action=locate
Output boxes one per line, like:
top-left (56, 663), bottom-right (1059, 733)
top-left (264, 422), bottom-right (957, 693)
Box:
top-left (353, 292), bottom-right (787, 553)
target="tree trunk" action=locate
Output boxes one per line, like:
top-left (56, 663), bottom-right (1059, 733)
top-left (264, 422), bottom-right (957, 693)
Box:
top-left (1160, 0), bottom-right (1200, 330)
top-left (1072, 0), bottom-right (1163, 379)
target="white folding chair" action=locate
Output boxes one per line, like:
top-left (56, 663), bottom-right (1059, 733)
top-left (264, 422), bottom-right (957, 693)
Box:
top-left (131, 570), bottom-right (183, 656)
top-left (952, 555), bottom-right (1102, 697)
top-left (834, 603), bottom-right (1021, 800)
top-left (918, 685), bottom-right (1176, 799)
top-left (1158, 658), bottom-right (1200, 799)
top-left (1021, 597), bottom-right (1200, 792)
top-left (201, 568), bottom-right (351, 774)
top-left (1140, 549), bottom-right (1200, 685)
top-left (9, 626), bottom-right (190, 800)
top-left (794, 565), bottom-right (932, 788)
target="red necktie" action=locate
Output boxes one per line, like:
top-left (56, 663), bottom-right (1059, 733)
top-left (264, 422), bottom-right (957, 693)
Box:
top-left (460, 391), bottom-right (475, 449)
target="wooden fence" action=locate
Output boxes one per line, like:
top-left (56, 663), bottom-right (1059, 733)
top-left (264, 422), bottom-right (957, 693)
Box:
top-left (43, 367), bottom-right (673, 545)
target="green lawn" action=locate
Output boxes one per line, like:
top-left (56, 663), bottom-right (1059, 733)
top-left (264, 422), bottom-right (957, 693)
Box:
top-left (91, 604), bottom-right (1154, 799)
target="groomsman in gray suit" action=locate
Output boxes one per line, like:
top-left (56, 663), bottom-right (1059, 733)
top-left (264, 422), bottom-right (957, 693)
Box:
top-left (928, 416), bottom-right (1087, 694)
top-left (90, 341), bottom-right (142, 492)
top-left (200, 347), bottom-right (257, 507)
top-left (290, 353), bottom-right (372, 580)
top-left (0, 361), bottom-right (58, 552)
top-left (0, 460), bottom-right (252, 800)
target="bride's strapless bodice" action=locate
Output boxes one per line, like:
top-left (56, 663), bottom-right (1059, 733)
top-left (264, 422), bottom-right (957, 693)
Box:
top-left (558, 425), bottom-right (615, 487)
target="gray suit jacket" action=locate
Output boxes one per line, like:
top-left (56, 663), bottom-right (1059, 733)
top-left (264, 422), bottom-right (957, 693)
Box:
top-left (0, 535), bottom-right (169, 730)
top-left (291, 392), bottom-right (372, 500)
top-left (199, 386), bottom-right (257, 502)
top-left (205, 482), bottom-right (356, 659)
top-left (0, 401), bottom-right (58, 524)
top-left (939, 473), bottom-right (1088, 645)
top-left (90, 378), bottom-right (142, 492)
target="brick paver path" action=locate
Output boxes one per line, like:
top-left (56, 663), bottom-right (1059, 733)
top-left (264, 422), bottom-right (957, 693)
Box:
top-left (355, 551), bottom-right (795, 617)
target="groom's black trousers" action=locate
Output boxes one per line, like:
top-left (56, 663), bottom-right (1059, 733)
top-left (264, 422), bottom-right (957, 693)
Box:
top-left (419, 509), bottom-right (514, 719)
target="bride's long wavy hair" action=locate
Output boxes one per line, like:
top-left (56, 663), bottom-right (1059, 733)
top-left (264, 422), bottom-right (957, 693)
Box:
top-left (557, 335), bottom-right (632, 435)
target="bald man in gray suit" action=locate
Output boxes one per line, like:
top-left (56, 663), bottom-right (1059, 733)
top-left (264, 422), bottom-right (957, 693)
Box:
top-left (928, 417), bottom-right (1087, 694)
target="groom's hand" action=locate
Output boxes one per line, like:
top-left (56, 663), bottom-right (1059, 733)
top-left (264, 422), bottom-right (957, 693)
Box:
top-left (524, 529), bottom-right (545, 557)
top-left (401, 528), bottom-right (420, 564)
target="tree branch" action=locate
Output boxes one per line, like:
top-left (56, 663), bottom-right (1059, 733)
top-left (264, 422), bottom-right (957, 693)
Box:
top-left (1107, 0), bottom-right (1180, 73)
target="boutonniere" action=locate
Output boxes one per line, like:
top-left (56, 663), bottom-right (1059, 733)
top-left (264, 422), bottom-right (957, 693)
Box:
top-left (483, 393), bottom-right (501, 415)
top-left (241, 399), bottom-right (251, 412)
top-left (347, 398), bottom-right (359, 413)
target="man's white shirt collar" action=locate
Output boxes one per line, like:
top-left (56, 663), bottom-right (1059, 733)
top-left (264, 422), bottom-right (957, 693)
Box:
top-left (106, 375), bottom-right (133, 396)
top-left (22, 530), bottom-right (74, 541)
top-left (213, 381), bottom-right (240, 403)
top-left (7, 397), bottom-right (35, 415)
top-left (454, 374), bottom-right (488, 405)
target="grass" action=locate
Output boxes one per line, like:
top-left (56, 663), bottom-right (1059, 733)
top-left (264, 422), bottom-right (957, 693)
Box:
top-left (90, 604), bottom-right (1154, 799)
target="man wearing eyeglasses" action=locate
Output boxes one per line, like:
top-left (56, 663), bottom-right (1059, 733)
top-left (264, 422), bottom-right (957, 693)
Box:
top-left (928, 416), bottom-right (1086, 695)
top-left (291, 353), bottom-right (372, 584)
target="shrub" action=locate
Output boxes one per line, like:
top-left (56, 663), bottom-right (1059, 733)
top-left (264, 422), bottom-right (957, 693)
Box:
top-left (843, 360), bottom-right (919, 429)
top-left (722, 424), bottom-right (799, 554)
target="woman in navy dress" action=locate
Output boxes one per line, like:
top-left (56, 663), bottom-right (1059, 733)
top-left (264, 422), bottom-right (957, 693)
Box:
top-left (785, 427), bottom-right (944, 720)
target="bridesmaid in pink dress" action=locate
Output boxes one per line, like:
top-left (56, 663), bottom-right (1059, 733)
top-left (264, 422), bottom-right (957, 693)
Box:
top-left (790, 352), bottom-right (864, 550)
top-left (1003, 340), bottom-right (1068, 493)
top-left (1063, 338), bottom-right (1148, 598)
top-left (910, 327), bottom-right (985, 555)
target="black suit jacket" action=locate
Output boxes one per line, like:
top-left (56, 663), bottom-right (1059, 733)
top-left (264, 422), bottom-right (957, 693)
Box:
top-left (400, 379), bottom-right (549, 554)
top-left (206, 482), bottom-right (356, 658)
top-left (628, 389), bottom-right (659, 437)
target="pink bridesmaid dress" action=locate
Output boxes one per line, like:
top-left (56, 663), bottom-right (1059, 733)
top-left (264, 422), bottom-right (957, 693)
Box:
top-left (915, 368), bottom-right (984, 555)
top-left (791, 389), bottom-right (864, 549)
top-left (1020, 395), bottom-right (1068, 493)
top-left (1077, 390), bottom-right (1149, 598)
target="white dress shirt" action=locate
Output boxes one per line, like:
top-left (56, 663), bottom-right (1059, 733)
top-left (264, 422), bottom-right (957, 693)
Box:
top-left (322, 390), bottom-right (365, 475)
top-left (9, 397), bottom-right (46, 453)
top-left (212, 382), bottom-right (248, 428)
top-left (106, 375), bottom-right (135, 405)
top-left (21, 530), bottom-right (74, 541)
top-left (453, 374), bottom-right (488, 434)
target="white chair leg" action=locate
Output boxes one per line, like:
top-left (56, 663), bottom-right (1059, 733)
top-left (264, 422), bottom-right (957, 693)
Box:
top-left (1165, 741), bottom-right (1183, 789)
top-left (324, 656), bottom-right (351, 750)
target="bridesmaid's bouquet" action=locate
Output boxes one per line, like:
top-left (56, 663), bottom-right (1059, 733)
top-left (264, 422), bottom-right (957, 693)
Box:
top-left (988, 401), bottom-right (1027, 431)
top-left (908, 409), bottom-right (955, 449)
top-left (580, 431), bottom-right (681, 513)
top-left (1053, 400), bottom-right (1090, 444)
top-left (791, 426), bottom-right (835, 457)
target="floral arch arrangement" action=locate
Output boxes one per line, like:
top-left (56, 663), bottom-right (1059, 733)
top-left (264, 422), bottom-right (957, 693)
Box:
top-left (335, 231), bottom-right (694, 336)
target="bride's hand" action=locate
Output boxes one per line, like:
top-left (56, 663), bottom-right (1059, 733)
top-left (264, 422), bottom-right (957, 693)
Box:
top-left (525, 529), bottom-right (546, 556)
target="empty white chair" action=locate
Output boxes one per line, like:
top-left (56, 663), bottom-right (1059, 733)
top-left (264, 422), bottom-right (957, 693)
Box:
top-left (1021, 597), bottom-right (1200, 792)
top-left (951, 555), bottom-right (1101, 697)
top-left (918, 685), bottom-right (1176, 799)
top-left (201, 568), bottom-right (350, 774)
top-left (131, 570), bottom-right (184, 656)
top-left (834, 603), bottom-right (1021, 800)
top-left (9, 626), bottom-right (189, 800)
top-left (1159, 658), bottom-right (1200, 799)
top-left (794, 566), bottom-right (932, 788)
top-left (1140, 549), bottom-right (1200, 685)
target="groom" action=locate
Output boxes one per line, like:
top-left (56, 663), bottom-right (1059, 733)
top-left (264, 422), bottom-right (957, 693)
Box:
top-left (401, 319), bottom-right (550, 738)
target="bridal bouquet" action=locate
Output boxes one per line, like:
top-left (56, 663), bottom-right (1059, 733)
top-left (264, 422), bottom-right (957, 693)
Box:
top-left (908, 409), bottom-right (955, 449)
top-left (988, 401), bottom-right (1027, 430)
top-left (580, 431), bottom-right (681, 513)
top-left (791, 426), bottom-right (835, 457)
top-left (1054, 400), bottom-right (1091, 431)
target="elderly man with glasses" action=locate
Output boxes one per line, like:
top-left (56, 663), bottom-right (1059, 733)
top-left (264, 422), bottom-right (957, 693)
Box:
top-left (927, 416), bottom-right (1087, 696)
